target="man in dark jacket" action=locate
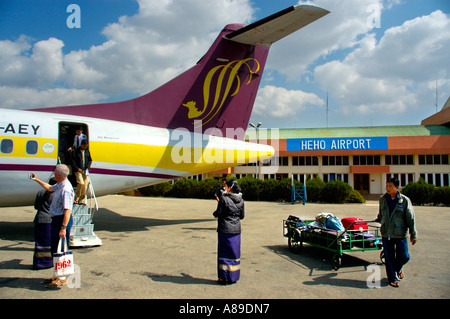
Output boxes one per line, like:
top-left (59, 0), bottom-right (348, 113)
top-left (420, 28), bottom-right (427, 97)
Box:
top-left (213, 180), bottom-right (244, 284)
top-left (376, 177), bottom-right (417, 287)
top-left (71, 139), bottom-right (92, 204)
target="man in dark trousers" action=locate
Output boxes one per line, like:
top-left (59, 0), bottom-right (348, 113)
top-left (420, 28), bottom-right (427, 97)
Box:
top-left (376, 177), bottom-right (417, 288)
top-left (71, 139), bottom-right (92, 205)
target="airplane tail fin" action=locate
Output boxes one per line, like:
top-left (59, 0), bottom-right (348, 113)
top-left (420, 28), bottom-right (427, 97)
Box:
top-left (35, 5), bottom-right (329, 135)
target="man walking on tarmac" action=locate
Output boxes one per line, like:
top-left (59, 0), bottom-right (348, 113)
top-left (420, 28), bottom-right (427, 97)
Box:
top-left (30, 164), bottom-right (74, 289)
top-left (376, 177), bottom-right (417, 288)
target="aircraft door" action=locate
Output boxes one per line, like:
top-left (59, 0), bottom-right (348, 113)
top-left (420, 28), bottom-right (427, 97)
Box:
top-left (58, 122), bottom-right (89, 186)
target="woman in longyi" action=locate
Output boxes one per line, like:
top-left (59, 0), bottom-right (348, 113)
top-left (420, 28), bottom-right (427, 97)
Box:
top-left (213, 180), bottom-right (245, 285)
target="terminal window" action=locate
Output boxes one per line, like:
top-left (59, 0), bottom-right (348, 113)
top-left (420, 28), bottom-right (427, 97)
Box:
top-left (387, 173), bottom-right (414, 187)
top-left (241, 162), bottom-right (257, 166)
top-left (420, 173), bottom-right (450, 187)
top-left (419, 154), bottom-right (449, 165)
top-left (353, 155), bottom-right (381, 165)
top-left (292, 156), bottom-right (319, 166)
top-left (386, 155), bottom-right (414, 165)
top-left (292, 174), bottom-right (317, 183)
top-left (262, 156), bottom-right (289, 166)
top-left (323, 156), bottom-right (349, 166)
top-left (323, 173), bottom-right (349, 183)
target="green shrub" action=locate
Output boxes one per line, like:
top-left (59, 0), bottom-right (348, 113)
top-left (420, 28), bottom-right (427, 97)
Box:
top-left (237, 175), bottom-right (263, 201)
top-left (168, 178), bottom-right (198, 198)
top-left (401, 178), bottom-right (435, 205)
top-left (259, 178), bottom-right (279, 201)
top-left (196, 178), bottom-right (221, 199)
top-left (305, 176), bottom-right (325, 202)
top-left (138, 176), bottom-right (450, 206)
top-left (139, 182), bottom-right (173, 197)
top-left (346, 189), bottom-right (366, 203)
top-left (279, 178), bottom-right (297, 202)
top-left (320, 180), bottom-right (353, 203)
top-left (431, 186), bottom-right (450, 206)
top-left (258, 178), bottom-right (293, 202)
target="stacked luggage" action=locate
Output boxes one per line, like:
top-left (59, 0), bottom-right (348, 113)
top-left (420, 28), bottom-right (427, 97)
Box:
top-left (283, 214), bottom-right (384, 269)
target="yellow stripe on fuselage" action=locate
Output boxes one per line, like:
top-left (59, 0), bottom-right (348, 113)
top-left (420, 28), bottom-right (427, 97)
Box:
top-left (91, 140), bottom-right (270, 175)
top-left (0, 136), bottom-right (58, 159)
top-left (1, 135), bottom-right (272, 175)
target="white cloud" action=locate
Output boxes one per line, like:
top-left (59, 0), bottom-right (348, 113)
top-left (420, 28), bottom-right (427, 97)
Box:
top-left (0, 36), bottom-right (108, 109)
top-left (0, 0), bottom-right (254, 109)
top-left (1, 0), bottom-right (448, 130)
top-left (254, 85), bottom-right (324, 118)
top-left (356, 10), bottom-right (450, 81)
top-left (265, 0), bottom-right (384, 81)
top-left (0, 86), bottom-right (106, 109)
top-left (63, 0), bottom-right (254, 95)
top-left (0, 36), bottom-right (64, 88)
top-left (314, 9), bottom-right (450, 118)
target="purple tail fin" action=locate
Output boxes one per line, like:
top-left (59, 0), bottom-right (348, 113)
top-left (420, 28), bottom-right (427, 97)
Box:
top-left (34, 5), bottom-right (329, 135)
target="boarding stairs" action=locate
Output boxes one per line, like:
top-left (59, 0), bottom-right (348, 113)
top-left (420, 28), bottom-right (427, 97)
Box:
top-left (291, 185), bottom-right (307, 205)
top-left (70, 176), bottom-right (102, 247)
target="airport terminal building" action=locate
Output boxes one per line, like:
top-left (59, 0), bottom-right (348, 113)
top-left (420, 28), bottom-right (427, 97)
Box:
top-left (206, 99), bottom-right (450, 196)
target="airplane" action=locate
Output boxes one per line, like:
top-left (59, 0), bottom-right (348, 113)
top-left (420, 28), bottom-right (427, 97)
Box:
top-left (0, 5), bottom-right (329, 208)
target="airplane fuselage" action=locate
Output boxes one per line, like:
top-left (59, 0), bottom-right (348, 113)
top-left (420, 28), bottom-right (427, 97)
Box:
top-left (0, 5), bottom-right (329, 207)
top-left (0, 108), bottom-right (273, 207)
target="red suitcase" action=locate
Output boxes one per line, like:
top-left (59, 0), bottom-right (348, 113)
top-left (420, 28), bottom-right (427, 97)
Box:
top-left (341, 217), bottom-right (368, 230)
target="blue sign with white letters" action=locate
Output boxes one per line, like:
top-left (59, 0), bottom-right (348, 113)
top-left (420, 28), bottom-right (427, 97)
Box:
top-left (286, 136), bottom-right (388, 151)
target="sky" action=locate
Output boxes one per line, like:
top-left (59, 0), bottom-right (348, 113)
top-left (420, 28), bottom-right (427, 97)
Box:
top-left (0, 0), bottom-right (449, 130)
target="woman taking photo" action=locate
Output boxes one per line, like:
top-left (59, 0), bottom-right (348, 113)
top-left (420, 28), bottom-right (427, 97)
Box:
top-left (213, 180), bottom-right (245, 285)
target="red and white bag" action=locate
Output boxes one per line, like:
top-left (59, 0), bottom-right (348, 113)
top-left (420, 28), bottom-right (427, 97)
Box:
top-left (341, 217), bottom-right (368, 230)
top-left (53, 238), bottom-right (74, 277)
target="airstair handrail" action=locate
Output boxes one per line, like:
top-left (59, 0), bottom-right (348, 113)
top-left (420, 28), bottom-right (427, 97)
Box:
top-left (87, 171), bottom-right (98, 211)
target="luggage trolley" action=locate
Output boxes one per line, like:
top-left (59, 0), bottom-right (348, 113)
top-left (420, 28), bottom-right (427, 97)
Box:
top-left (283, 215), bottom-right (385, 270)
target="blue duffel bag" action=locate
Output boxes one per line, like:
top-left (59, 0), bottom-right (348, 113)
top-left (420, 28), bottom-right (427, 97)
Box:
top-left (324, 215), bottom-right (345, 231)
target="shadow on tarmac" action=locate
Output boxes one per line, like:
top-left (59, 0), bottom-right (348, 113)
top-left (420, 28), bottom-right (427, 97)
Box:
top-left (0, 258), bottom-right (32, 270)
top-left (0, 222), bottom-right (34, 241)
top-left (0, 276), bottom-right (47, 292)
top-left (301, 272), bottom-right (388, 289)
top-left (0, 207), bottom-right (216, 293)
top-left (264, 244), bottom-right (385, 289)
top-left (0, 208), bottom-right (213, 242)
top-left (91, 208), bottom-right (213, 232)
top-left (133, 271), bottom-right (218, 286)
top-left (265, 244), bottom-right (375, 269)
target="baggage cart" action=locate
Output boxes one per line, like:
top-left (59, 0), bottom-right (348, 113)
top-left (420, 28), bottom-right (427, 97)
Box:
top-left (283, 215), bottom-right (384, 270)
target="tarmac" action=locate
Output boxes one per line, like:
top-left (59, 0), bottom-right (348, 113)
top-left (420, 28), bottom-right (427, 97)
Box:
top-left (0, 194), bottom-right (449, 301)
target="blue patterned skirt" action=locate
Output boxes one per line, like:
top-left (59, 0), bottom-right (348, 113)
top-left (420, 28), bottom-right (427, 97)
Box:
top-left (217, 233), bottom-right (241, 283)
top-left (33, 222), bottom-right (53, 269)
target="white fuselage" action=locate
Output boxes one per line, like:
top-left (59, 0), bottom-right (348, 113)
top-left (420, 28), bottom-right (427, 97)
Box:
top-left (0, 108), bottom-right (274, 207)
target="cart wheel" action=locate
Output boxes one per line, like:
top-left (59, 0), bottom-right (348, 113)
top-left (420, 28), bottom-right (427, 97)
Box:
top-left (288, 230), bottom-right (302, 253)
top-left (332, 254), bottom-right (341, 270)
top-left (380, 249), bottom-right (385, 264)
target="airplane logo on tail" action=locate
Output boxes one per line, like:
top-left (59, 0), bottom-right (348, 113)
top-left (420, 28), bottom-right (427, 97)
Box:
top-left (183, 58), bottom-right (260, 128)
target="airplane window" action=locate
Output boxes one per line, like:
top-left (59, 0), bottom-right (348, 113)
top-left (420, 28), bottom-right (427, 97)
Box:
top-left (26, 140), bottom-right (38, 155)
top-left (1, 139), bottom-right (14, 154)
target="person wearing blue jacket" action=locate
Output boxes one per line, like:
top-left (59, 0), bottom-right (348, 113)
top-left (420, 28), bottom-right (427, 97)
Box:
top-left (376, 177), bottom-right (417, 287)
